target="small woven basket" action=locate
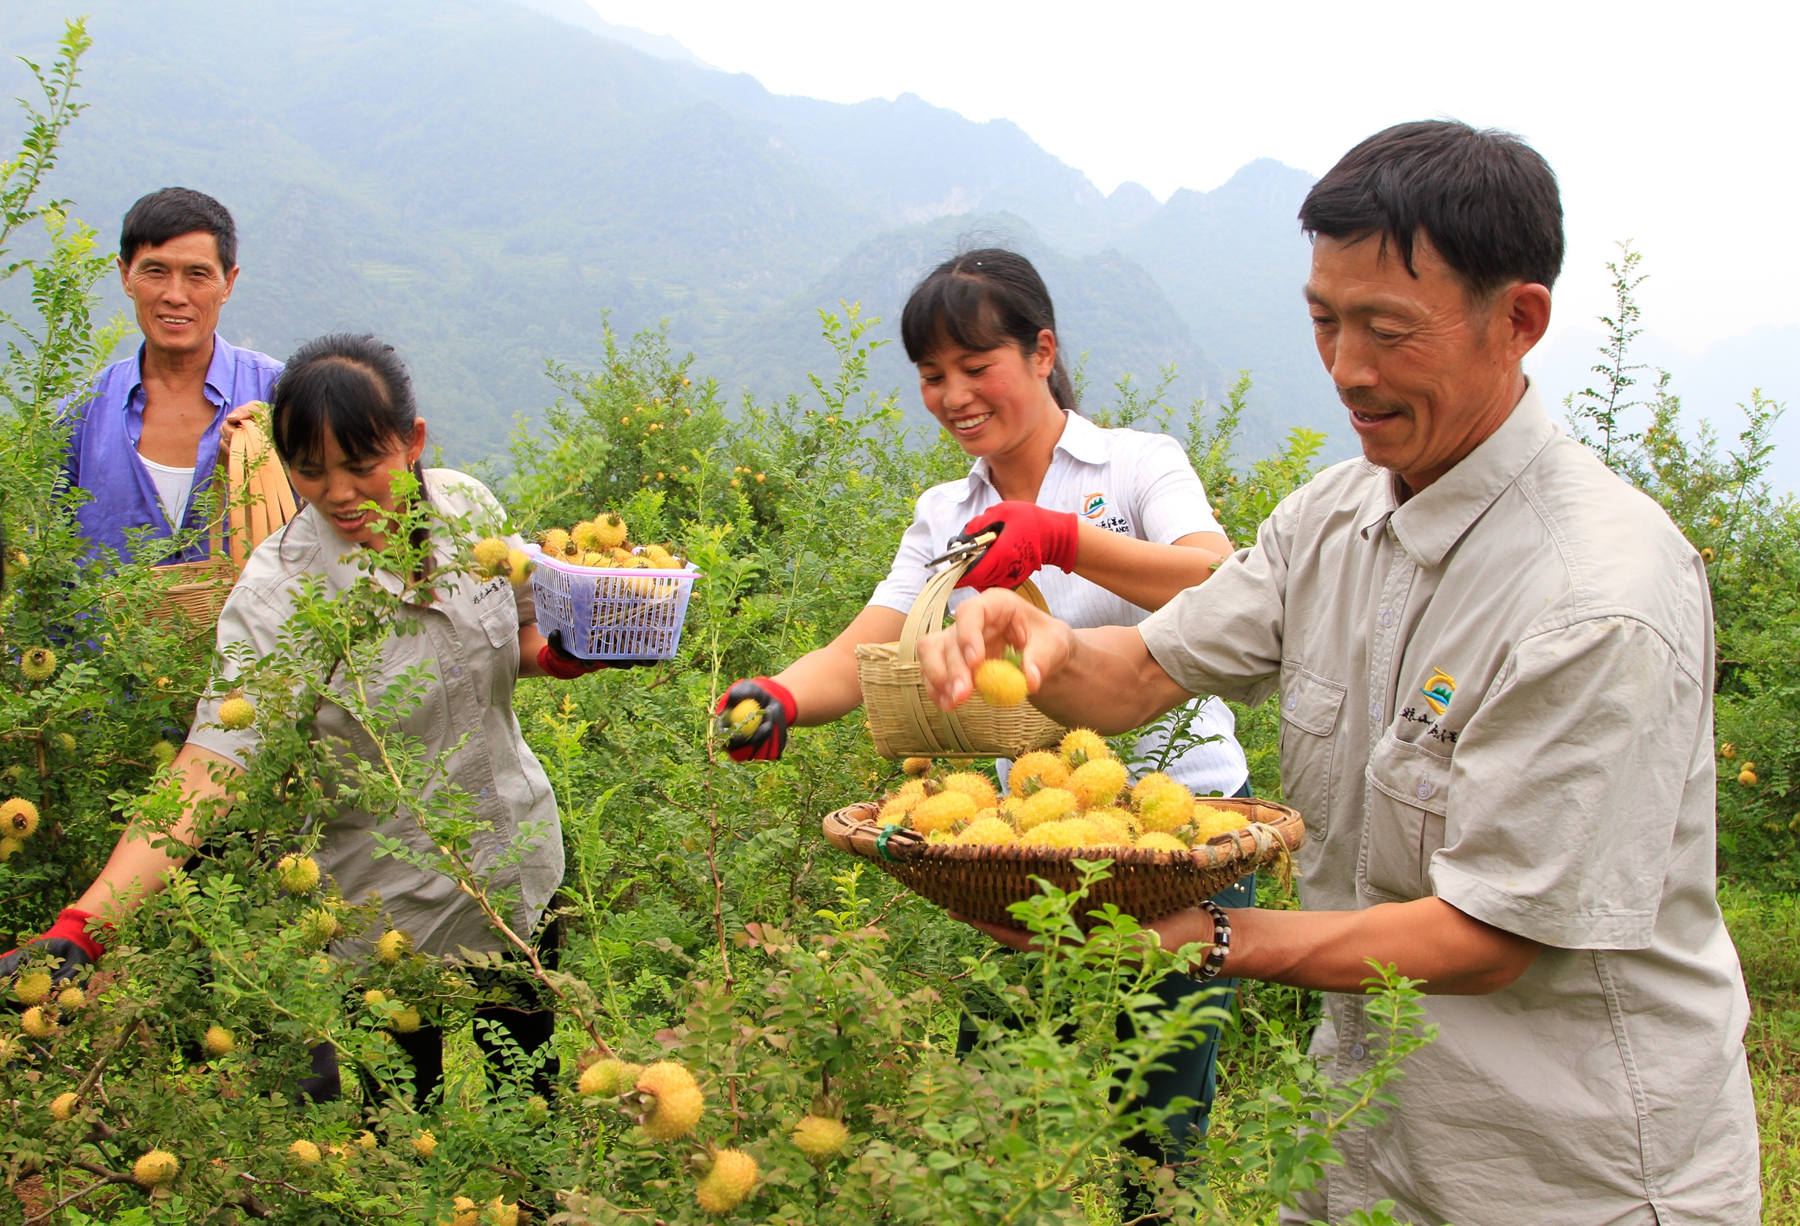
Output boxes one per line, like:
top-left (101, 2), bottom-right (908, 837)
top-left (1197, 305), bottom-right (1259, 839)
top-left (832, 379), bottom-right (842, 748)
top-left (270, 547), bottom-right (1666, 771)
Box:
top-left (528, 545), bottom-right (699, 661)
top-left (823, 796), bottom-right (1305, 931)
top-left (856, 561), bottom-right (1065, 760)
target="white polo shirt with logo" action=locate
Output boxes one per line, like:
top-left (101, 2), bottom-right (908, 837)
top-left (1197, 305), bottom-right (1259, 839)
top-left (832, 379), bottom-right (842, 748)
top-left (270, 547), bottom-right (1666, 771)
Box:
top-left (870, 411), bottom-right (1249, 796)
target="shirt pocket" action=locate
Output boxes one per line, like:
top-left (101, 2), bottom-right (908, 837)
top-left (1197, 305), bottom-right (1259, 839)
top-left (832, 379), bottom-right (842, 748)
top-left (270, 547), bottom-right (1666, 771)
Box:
top-left (1359, 733), bottom-right (1452, 903)
top-left (477, 592), bottom-right (520, 708)
top-left (1277, 665), bottom-right (1346, 840)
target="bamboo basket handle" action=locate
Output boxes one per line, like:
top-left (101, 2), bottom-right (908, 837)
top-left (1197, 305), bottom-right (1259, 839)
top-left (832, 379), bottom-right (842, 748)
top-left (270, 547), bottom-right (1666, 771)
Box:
top-left (895, 562), bottom-right (1052, 756)
top-left (227, 419), bottom-right (298, 568)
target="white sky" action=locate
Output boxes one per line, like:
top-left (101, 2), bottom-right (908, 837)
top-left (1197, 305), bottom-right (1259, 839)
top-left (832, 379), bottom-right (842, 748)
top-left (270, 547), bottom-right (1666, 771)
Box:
top-left (584, 0), bottom-right (1797, 355)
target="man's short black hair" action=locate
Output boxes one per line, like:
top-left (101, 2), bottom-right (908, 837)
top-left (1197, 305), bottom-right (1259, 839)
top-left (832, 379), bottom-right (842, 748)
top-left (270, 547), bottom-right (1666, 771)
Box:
top-left (119, 187), bottom-right (238, 271)
top-left (1299, 120), bottom-right (1564, 297)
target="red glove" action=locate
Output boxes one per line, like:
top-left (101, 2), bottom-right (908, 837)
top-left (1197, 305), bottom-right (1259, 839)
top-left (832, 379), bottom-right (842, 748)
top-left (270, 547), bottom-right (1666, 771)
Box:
top-left (715, 678), bottom-right (796, 762)
top-left (538, 629), bottom-right (607, 680)
top-left (0, 908), bottom-right (107, 982)
top-left (953, 501), bottom-right (1079, 591)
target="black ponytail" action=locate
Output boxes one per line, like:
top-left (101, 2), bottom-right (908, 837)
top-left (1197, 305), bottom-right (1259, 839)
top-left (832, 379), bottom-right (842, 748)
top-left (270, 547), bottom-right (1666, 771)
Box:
top-left (900, 248), bottom-right (1077, 412)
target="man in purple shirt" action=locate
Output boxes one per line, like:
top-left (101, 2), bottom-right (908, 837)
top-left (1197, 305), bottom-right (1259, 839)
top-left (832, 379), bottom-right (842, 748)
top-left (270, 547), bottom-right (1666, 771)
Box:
top-left (62, 188), bottom-right (283, 563)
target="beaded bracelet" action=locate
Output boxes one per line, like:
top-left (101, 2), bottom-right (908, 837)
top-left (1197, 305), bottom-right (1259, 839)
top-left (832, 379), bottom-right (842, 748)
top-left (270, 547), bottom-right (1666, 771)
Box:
top-left (1195, 898), bottom-right (1231, 981)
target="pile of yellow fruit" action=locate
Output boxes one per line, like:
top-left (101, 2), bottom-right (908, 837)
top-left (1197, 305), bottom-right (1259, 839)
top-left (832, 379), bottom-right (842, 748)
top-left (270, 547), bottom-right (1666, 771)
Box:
top-left (879, 730), bottom-right (1251, 853)
top-left (535, 512), bottom-right (686, 572)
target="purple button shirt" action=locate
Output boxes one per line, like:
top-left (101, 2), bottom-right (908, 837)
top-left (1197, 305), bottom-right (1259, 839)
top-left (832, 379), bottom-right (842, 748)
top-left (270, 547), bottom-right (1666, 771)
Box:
top-left (62, 335), bottom-right (283, 563)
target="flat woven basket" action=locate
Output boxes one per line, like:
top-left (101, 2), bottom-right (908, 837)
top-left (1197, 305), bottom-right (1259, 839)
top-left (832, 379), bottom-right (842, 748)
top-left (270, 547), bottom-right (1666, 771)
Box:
top-left (823, 795), bottom-right (1305, 931)
top-left (856, 560), bottom-right (1065, 760)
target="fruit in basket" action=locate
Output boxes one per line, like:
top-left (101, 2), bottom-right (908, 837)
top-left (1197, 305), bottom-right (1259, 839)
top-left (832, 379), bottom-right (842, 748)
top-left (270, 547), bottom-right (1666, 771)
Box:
top-left (973, 656), bottom-right (1029, 707)
top-left (1059, 729), bottom-right (1111, 768)
top-left (1017, 786), bottom-right (1078, 830)
top-left (911, 791), bottom-right (978, 834)
top-left (540, 528), bottom-right (573, 557)
top-left (472, 537), bottom-right (510, 575)
top-left (1009, 751), bottom-right (1068, 793)
top-left (1136, 832), bottom-right (1190, 853)
top-left (902, 757), bottom-right (933, 777)
top-left (956, 815), bottom-right (1019, 846)
top-left (1022, 818), bottom-right (1101, 848)
top-left (1133, 774), bottom-right (1196, 833)
top-left (940, 771), bottom-right (998, 810)
top-left (581, 551), bottom-right (606, 567)
top-left (1068, 757), bottom-right (1127, 808)
top-left (1191, 804), bottom-right (1248, 842)
top-left (591, 513), bottom-right (631, 551)
top-left (1084, 806), bottom-right (1139, 844)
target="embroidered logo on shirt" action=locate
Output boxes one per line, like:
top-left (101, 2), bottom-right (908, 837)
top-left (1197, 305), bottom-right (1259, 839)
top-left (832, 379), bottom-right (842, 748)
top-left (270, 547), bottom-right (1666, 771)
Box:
top-left (1080, 492), bottom-right (1107, 519)
top-left (1419, 668), bottom-right (1457, 716)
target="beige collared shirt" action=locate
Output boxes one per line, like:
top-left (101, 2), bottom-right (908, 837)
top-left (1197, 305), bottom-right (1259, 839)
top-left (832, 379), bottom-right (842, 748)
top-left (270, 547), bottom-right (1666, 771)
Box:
top-left (189, 469), bottom-right (562, 958)
top-left (1139, 387), bottom-right (1758, 1225)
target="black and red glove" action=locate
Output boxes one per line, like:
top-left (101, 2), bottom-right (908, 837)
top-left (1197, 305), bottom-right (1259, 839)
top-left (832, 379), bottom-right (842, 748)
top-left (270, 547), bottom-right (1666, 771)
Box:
top-left (538, 629), bottom-right (610, 680)
top-left (0, 907), bottom-right (106, 984)
top-left (953, 501), bottom-right (1079, 591)
top-left (715, 677), bottom-right (796, 762)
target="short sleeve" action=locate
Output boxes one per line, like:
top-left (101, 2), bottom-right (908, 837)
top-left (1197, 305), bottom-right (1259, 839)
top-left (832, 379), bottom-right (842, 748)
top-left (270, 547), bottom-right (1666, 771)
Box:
top-left (1430, 616), bottom-right (1703, 950)
top-left (1131, 433), bottom-right (1225, 545)
top-left (1136, 483), bottom-right (1295, 706)
top-left (866, 494), bottom-right (947, 614)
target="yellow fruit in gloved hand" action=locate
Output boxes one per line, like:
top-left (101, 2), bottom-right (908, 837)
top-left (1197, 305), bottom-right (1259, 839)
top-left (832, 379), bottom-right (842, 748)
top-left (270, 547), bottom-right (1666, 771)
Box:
top-left (636, 1061), bottom-right (705, 1139)
top-left (133, 1149), bottom-right (180, 1187)
top-left (507, 548), bottom-right (533, 587)
top-left (1009, 751), bottom-right (1068, 793)
top-left (941, 771), bottom-right (998, 810)
top-left (22, 1006), bottom-right (56, 1038)
top-left (695, 1148), bottom-right (759, 1214)
top-left (205, 1024), bottom-right (235, 1057)
top-left (20, 646), bottom-right (56, 682)
top-left (1135, 831), bottom-right (1190, 853)
top-left (1059, 728), bottom-right (1111, 768)
top-left (289, 1139), bottom-right (322, 1164)
top-left (13, 969), bottom-right (52, 1005)
top-left (2, 797), bottom-right (40, 838)
top-left (1017, 787), bottom-right (1078, 831)
top-left (909, 790), bottom-right (977, 835)
top-left (217, 696), bottom-right (256, 731)
top-left (472, 537), bottom-right (510, 575)
top-left (375, 929), bottom-right (411, 965)
top-left (792, 1114), bottom-right (850, 1160)
top-left (725, 698), bottom-right (763, 740)
top-left (1068, 757), bottom-right (1128, 808)
top-left (50, 1091), bottom-right (80, 1120)
top-left (973, 656), bottom-right (1029, 707)
top-left (277, 853), bottom-right (320, 894)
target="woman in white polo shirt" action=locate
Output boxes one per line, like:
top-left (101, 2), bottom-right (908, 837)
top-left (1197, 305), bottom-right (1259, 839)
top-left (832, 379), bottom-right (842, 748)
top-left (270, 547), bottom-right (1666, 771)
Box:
top-left (718, 249), bottom-right (1248, 1176)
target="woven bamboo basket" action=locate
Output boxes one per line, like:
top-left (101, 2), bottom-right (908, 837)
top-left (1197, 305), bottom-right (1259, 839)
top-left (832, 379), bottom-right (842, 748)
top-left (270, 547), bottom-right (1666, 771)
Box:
top-left (856, 560), bottom-right (1065, 760)
top-left (147, 418), bottom-right (298, 629)
top-left (823, 795), bottom-right (1305, 931)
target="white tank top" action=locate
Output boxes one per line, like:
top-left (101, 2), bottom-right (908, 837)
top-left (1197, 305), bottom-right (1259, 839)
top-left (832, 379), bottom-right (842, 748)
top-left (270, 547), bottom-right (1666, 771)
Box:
top-left (138, 452), bottom-right (196, 529)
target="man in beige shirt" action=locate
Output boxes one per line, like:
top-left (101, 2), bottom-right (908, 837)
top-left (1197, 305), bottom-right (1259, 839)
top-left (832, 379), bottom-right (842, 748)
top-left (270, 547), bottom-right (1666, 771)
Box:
top-left (918, 120), bottom-right (1759, 1225)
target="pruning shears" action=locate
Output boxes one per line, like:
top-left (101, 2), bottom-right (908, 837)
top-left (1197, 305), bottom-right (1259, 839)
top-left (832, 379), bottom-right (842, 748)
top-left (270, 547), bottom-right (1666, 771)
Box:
top-left (925, 529), bottom-right (997, 572)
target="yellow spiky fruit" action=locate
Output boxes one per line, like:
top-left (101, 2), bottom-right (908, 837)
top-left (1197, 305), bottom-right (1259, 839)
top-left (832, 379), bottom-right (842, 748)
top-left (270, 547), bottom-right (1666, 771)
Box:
top-left (902, 756), bottom-right (933, 777)
top-left (0, 837), bottom-right (21, 861)
top-left (204, 1025), bottom-right (235, 1057)
top-left (1084, 806), bottom-right (1139, 845)
top-left (446, 1195), bottom-right (479, 1226)
top-left (151, 740), bottom-right (178, 768)
top-left (579, 1057), bottom-right (641, 1097)
top-left (1022, 818), bottom-right (1102, 849)
top-left (909, 790), bottom-right (977, 835)
top-left (22, 1005), bottom-right (55, 1038)
top-left (299, 908), bottom-right (339, 948)
top-left (1009, 751), bottom-right (1069, 793)
top-left (356, 1130), bottom-right (378, 1151)
top-left (472, 537), bottom-right (510, 575)
top-left (695, 1148), bottom-right (759, 1214)
top-left (1059, 729), bottom-right (1111, 768)
top-left (1135, 831), bottom-right (1190, 853)
top-left (973, 657), bottom-right (1028, 708)
top-left (1017, 787), bottom-right (1078, 831)
top-left (363, 989), bottom-right (387, 1009)
top-left (1739, 768), bottom-right (1758, 787)
top-left (133, 1149), bottom-right (180, 1187)
top-left (592, 512), bottom-right (629, 550)
top-left (636, 1061), bottom-right (705, 1140)
top-left (57, 986), bottom-right (84, 1011)
top-left (388, 1005), bottom-right (422, 1034)
top-left (1720, 742), bottom-right (1736, 760)
top-left (290, 1139), bottom-right (322, 1164)
top-left (955, 815), bottom-right (1018, 846)
top-left (999, 796), bottom-right (1024, 819)
top-left (2, 797), bottom-right (40, 838)
top-left (20, 646), bottom-right (56, 682)
top-left (1068, 757), bottom-right (1128, 809)
top-left (13, 969), bottom-right (52, 1005)
top-left (412, 1130), bottom-right (437, 1159)
top-left (792, 1114), bottom-right (850, 1160)
top-left (1190, 804), bottom-right (1248, 842)
top-left (540, 527), bottom-right (571, 557)
top-left (50, 1090), bottom-right (80, 1120)
top-left (217, 696), bottom-right (256, 731)
top-left (277, 853), bottom-right (320, 894)
top-left (375, 929), bottom-right (410, 966)
top-left (1134, 778), bottom-right (1196, 833)
top-left (507, 548), bottom-right (533, 587)
top-left (940, 771), bottom-right (998, 810)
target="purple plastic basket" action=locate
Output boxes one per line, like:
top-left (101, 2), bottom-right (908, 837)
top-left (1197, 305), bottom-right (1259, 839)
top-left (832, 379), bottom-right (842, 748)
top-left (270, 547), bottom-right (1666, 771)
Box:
top-left (527, 545), bottom-right (698, 661)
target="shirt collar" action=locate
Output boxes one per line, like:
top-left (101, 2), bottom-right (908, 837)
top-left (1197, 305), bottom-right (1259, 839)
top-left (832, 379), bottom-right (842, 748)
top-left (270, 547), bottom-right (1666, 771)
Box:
top-left (967, 410), bottom-right (1110, 493)
top-left (126, 334), bottom-right (238, 407)
top-left (1383, 382), bottom-right (1558, 568)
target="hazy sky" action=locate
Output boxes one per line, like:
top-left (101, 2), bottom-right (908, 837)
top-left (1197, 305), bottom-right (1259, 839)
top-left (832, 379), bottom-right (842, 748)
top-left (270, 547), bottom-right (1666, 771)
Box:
top-left (584, 0), bottom-right (1796, 355)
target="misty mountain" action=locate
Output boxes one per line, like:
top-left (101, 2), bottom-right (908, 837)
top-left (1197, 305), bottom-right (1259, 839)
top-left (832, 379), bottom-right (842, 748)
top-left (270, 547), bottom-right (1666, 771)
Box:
top-left (0, 0), bottom-right (1334, 464)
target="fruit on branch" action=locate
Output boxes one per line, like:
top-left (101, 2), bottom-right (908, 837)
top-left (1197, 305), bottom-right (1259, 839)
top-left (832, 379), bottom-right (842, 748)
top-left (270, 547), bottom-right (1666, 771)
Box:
top-left (695, 1148), bottom-right (759, 1214)
top-left (133, 1149), bottom-right (180, 1187)
top-left (375, 929), bottom-right (411, 966)
top-left (289, 1139), bottom-right (322, 1164)
top-left (1, 797), bottom-right (40, 838)
top-left (20, 646), bottom-right (56, 682)
top-left (277, 854), bottom-right (321, 894)
top-left (412, 1130), bottom-right (437, 1159)
top-left (204, 1025), bottom-right (235, 1057)
top-left (791, 1114), bottom-right (850, 1160)
top-left (13, 969), bottom-right (52, 1005)
top-left (217, 696), bottom-right (256, 731)
top-left (636, 1061), bottom-right (705, 1140)
top-left (579, 1057), bottom-right (640, 1097)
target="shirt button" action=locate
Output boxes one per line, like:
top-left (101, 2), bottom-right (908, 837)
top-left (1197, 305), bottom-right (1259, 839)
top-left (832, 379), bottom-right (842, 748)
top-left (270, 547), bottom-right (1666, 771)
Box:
top-left (480, 787), bottom-right (491, 799)
top-left (1380, 609), bottom-right (1395, 627)
top-left (451, 665), bottom-right (464, 677)
top-left (1369, 701), bottom-right (1383, 721)
top-left (1349, 1043), bottom-right (1368, 1061)
top-left (1286, 693), bottom-right (1299, 711)
top-left (1416, 780), bottom-right (1433, 800)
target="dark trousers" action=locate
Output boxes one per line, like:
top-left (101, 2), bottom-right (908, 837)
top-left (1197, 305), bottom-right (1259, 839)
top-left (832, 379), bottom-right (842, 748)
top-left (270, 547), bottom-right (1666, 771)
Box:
top-left (298, 998), bottom-right (560, 1108)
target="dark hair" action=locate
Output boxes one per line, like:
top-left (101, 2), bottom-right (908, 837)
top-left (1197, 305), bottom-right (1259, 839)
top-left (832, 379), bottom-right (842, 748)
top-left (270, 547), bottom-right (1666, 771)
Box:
top-left (271, 333), bottom-right (419, 468)
top-left (1298, 120), bottom-right (1564, 297)
top-left (119, 187), bottom-right (239, 271)
top-left (900, 248), bottom-right (1077, 411)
